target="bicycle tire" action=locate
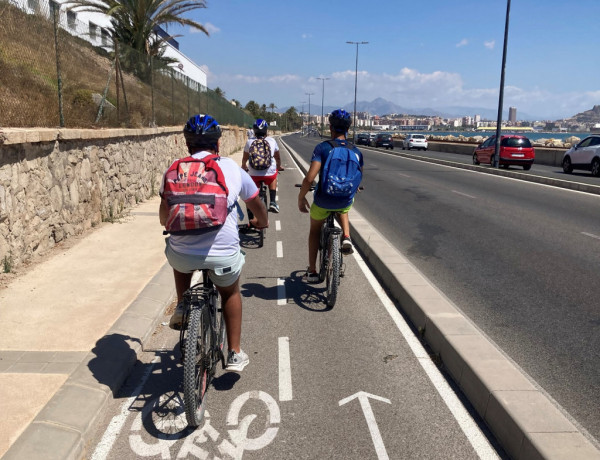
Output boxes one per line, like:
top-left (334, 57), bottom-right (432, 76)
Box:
top-left (326, 235), bottom-right (341, 307)
top-left (183, 305), bottom-right (211, 427)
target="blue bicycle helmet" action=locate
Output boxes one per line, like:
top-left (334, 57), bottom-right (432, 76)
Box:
top-left (183, 114), bottom-right (222, 151)
top-left (329, 109), bottom-right (352, 133)
top-left (253, 118), bottom-right (268, 137)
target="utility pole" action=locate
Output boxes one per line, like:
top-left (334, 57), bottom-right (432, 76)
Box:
top-left (346, 41), bottom-right (368, 143)
top-left (493, 0), bottom-right (511, 168)
top-left (305, 92), bottom-right (315, 133)
top-left (316, 77), bottom-right (330, 136)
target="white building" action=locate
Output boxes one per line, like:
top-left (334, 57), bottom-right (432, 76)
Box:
top-left (13, 0), bottom-right (207, 88)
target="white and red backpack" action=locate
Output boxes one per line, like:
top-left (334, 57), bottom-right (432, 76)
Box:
top-left (162, 155), bottom-right (232, 234)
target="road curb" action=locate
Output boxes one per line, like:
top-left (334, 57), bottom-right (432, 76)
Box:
top-left (2, 264), bottom-right (175, 460)
top-left (280, 136), bottom-right (600, 460)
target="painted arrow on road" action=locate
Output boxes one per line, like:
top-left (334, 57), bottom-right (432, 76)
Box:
top-left (339, 391), bottom-right (391, 460)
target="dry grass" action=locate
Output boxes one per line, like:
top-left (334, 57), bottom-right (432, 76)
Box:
top-left (0, 1), bottom-right (249, 128)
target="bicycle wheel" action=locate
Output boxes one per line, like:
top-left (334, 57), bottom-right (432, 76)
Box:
top-left (183, 306), bottom-right (211, 427)
top-left (326, 235), bottom-right (341, 307)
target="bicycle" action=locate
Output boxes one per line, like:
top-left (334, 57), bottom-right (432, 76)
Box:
top-left (241, 179), bottom-right (268, 248)
top-left (178, 270), bottom-right (226, 427)
top-left (295, 183), bottom-right (346, 308)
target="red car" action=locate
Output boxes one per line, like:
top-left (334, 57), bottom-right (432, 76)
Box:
top-left (473, 135), bottom-right (535, 171)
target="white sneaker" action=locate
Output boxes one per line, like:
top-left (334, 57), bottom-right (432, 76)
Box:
top-left (226, 349), bottom-right (249, 372)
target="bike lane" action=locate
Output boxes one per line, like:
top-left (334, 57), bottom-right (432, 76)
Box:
top-left (87, 144), bottom-right (503, 459)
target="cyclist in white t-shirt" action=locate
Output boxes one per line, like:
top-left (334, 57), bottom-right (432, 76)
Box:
top-left (242, 119), bottom-right (282, 213)
top-left (159, 114), bottom-right (268, 372)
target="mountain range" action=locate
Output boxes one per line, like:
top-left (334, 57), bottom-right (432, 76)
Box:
top-left (278, 97), bottom-right (541, 121)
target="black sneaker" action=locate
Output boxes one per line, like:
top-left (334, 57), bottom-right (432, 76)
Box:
top-left (341, 236), bottom-right (354, 255)
top-left (269, 201), bottom-right (280, 213)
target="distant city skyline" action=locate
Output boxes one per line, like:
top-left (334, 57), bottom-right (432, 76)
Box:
top-left (168, 0), bottom-right (600, 120)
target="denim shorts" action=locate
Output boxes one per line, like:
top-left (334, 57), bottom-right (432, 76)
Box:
top-left (165, 241), bottom-right (246, 287)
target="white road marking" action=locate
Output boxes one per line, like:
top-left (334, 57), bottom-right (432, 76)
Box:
top-left (91, 355), bottom-right (160, 460)
top-left (278, 337), bottom-right (293, 401)
top-left (277, 278), bottom-right (286, 306)
top-left (452, 190), bottom-right (476, 199)
top-left (352, 252), bottom-right (500, 460)
top-left (276, 241), bottom-right (283, 258)
top-left (276, 220), bottom-right (281, 231)
top-left (397, 172), bottom-right (411, 178)
top-left (225, 391), bottom-right (280, 450)
top-left (582, 232), bottom-right (600, 240)
top-left (339, 392), bottom-right (391, 460)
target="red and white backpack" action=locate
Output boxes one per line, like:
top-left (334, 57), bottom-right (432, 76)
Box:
top-left (162, 155), bottom-right (232, 234)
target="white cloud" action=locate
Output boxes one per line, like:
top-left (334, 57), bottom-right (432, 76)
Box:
top-left (211, 67), bottom-right (596, 119)
top-left (302, 33), bottom-right (313, 39)
top-left (484, 40), bottom-right (495, 50)
top-left (456, 38), bottom-right (469, 47)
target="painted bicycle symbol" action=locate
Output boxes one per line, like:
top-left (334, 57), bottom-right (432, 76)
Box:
top-left (129, 390), bottom-right (280, 459)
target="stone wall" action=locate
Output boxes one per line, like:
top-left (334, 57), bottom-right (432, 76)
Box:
top-left (0, 125), bottom-right (246, 271)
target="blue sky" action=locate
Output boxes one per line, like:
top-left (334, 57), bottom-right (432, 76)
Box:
top-left (171, 0), bottom-right (600, 120)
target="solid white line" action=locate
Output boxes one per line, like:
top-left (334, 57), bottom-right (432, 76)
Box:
top-left (91, 355), bottom-right (160, 460)
top-left (276, 241), bottom-right (283, 258)
top-left (277, 277), bottom-right (286, 306)
top-left (276, 220), bottom-right (281, 231)
top-left (352, 252), bottom-right (500, 460)
top-left (452, 190), bottom-right (476, 199)
top-left (278, 337), bottom-right (293, 401)
top-left (582, 232), bottom-right (600, 240)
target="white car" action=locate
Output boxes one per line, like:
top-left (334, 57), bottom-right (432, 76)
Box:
top-left (562, 135), bottom-right (600, 177)
top-left (402, 134), bottom-right (428, 151)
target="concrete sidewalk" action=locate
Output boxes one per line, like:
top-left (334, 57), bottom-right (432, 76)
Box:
top-left (0, 151), bottom-right (242, 460)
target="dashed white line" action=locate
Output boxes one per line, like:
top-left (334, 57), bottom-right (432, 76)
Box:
top-left (582, 232), bottom-right (600, 240)
top-left (278, 336), bottom-right (293, 401)
top-left (276, 220), bottom-right (281, 231)
top-left (276, 241), bottom-right (283, 258)
top-left (452, 190), bottom-right (476, 199)
top-left (277, 277), bottom-right (286, 305)
top-left (352, 252), bottom-right (500, 460)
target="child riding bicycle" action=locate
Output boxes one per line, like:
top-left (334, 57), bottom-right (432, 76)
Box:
top-left (297, 109), bottom-right (364, 283)
top-left (159, 114), bottom-right (268, 371)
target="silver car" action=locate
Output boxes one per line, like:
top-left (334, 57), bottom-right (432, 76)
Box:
top-left (402, 134), bottom-right (428, 151)
top-left (562, 135), bottom-right (600, 177)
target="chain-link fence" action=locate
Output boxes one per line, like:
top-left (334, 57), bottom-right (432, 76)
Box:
top-left (0, 0), bottom-right (254, 128)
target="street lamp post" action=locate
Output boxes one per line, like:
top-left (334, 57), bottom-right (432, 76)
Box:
top-left (316, 77), bottom-right (330, 137)
top-left (493, 0), bottom-right (511, 168)
top-left (346, 41), bottom-right (368, 143)
top-left (299, 101), bottom-right (307, 133)
top-left (305, 92), bottom-right (314, 133)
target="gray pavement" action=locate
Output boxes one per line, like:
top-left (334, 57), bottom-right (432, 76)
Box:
top-left (1, 142), bottom-right (599, 460)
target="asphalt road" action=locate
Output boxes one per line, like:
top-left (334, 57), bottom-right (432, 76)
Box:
top-left (284, 133), bottom-right (600, 443)
top-left (87, 145), bottom-right (505, 459)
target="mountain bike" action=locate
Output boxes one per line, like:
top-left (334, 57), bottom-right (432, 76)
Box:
top-left (179, 270), bottom-right (226, 427)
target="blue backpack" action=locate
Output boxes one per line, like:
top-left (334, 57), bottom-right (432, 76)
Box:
top-left (320, 140), bottom-right (362, 199)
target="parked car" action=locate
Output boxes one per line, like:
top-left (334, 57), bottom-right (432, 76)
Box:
top-left (375, 133), bottom-right (394, 149)
top-left (356, 133), bottom-right (370, 146)
top-left (472, 135), bottom-right (535, 170)
top-left (561, 135), bottom-right (600, 177)
top-left (403, 134), bottom-right (428, 151)
top-left (369, 132), bottom-right (377, 145)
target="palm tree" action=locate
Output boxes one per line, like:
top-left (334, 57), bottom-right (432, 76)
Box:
top-left (64, 0), bottom-right (210, 57)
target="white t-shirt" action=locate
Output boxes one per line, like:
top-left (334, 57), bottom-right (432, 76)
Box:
top-left (244, 136), bottom-right (279, 176)
top-left (161, 151), bottom-right (259, 257)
